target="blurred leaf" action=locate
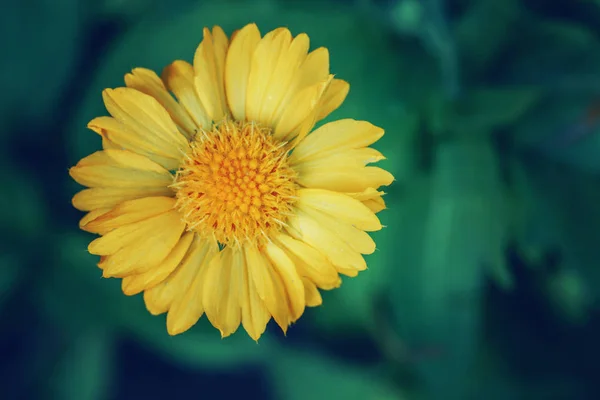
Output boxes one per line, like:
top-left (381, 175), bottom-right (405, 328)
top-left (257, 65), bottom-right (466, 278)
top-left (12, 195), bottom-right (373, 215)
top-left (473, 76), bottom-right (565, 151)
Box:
top-left (511, 152), bottom-right (600, 315)
top-left (391, 0), bottom-right (423, 34)
top-left (0, 0), bottom-right (84, 125)
top-left (46, 233), bottom-right (273, 369)
top-left (98, 0), bottom-right (158, 18)
top-left (390, 39), bottom-right (441, 110)
top-left (454, 0), bottom-right (521, 78)
top-left (387, 175), bottom-right (432, 335)
top-left (52, 329), bottom-right (115, 400)
top-left (269, 347), bottom-right (404, 400)
top-left (504, 19), bottom-right (600, 84)
top-left (539, 127), bottom-right (600, 174)
top-left (406, 0), bottom-right (460, 98)
top-left (391, 138), bottom-right (509, 399)
top-left (470, 342), bottom-right (585, 400)
top-left (428, 87), bottom-right (542, 136)
top-left (509, 94), bottom-right (589, 147)
top-left (0, 170), bottom-right (47, 240)
top-left (508, 89), bottom-right (600, 174)
top-left (544, 268), bottom-right (592, 325)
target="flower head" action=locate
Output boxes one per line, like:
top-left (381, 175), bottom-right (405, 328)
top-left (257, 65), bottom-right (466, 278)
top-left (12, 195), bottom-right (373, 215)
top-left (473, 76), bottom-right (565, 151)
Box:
top-left (70, 24), bottom-right (394, 340)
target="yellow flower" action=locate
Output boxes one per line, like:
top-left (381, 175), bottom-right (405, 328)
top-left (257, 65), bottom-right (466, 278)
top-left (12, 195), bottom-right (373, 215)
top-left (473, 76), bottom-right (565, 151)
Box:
top-left (70, 24), bottom-right (394, 340)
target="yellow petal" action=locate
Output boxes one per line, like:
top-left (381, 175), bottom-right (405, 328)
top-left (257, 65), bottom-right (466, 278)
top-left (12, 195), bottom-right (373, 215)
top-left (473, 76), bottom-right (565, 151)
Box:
top-left (297, 204), bottom-right (376, 255)
top-left (315, 79), bottom-right (349, 122)
top-left (72, 186), bottom-right (172, 211)
top-left (69, 150), bottom-right (173, 188)
top-left (245, 28), bottom-right (292, 123)
top-left (143, 236), bottom-right (217, 315)
top-left (363, 197), bottom-right (386, 213)
top-left (162, 60), bottom-right (211, 130)
top-left (302, 278), bottom-right (322, 307)
top-left (122, 231), bottom-right (194, 296)
top-left (335, 266), bottom-right (359, 278)
top-left (88, 116), bottom-right (180, 170)
top-left (83, 196), bottom-right (175, 233)
top-left (124, 68), bottom-right (196, 138)
top-left (273, 78), bottom-right (329, 142)
top-left (287, 75), bottom-right (334, 146)
top-left (347, 188), bottom-right (387, 213)
top-left (346, 187), bottom-right (386, 201)
top-left (166, 238), bottom-right (217, 335)
top-left (80, 148), bottom-right (173, 172)
top-left (193, 27), bottom-right (229, 122)
top-left (102, 87), bottom-right (190, 163)
top-left (225, 248), bottom-right (246, 335)
top-left (258, 32), bottom-right (310, 125)
top-left (240, 255), bottom-right (271, 341)
top-left (306, 148), bottom-right (384, 168)
top-left (123, 151), bottom-right (167, 172)
top-left (294, 157), bottom-right (394, 192)
top-left (275, 47), bottom-right (330, 115)
top-left (290, 119), bottom-right (384, 164)
top-left (79, 208), bottom-right (111, 234)
top-left (264, 241), bottom-right (305, 322)
top-left (286, 210), bottom-right (366, 276)
top-left (275, 233), bottom-right (340, 290)
top-left (102, 137), bottom-right (120, 150)
top-left (89, 210), bottom-right (186, 277)
top-left (298, 47), bottom-right (330, 85)
top-left (202, 247), bottom-right (243, 337)
top-left (296, 188), bottom-right (381, 231)
top-left (244, 244), bottom-right (291, 332)
top-left (225, 23), bottom-right (261, 121)
top-left (97, 256), bottom-right (108, 271)
top-left (199, 251), bottom-right (224, 329)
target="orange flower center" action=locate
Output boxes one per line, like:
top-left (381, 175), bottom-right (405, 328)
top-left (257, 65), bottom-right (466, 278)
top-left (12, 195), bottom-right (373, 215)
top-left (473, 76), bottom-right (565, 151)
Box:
top-left (173, 120), bottom-right (296, 246)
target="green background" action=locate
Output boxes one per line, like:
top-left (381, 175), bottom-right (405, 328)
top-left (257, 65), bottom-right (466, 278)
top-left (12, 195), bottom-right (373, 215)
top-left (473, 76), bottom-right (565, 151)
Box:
top-left (2, 0), bottom-right (600, 399)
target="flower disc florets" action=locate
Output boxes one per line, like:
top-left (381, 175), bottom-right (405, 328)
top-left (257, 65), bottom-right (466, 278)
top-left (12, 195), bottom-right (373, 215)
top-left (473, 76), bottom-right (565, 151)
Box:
top-left (173, 120), bottom-right (297, 247)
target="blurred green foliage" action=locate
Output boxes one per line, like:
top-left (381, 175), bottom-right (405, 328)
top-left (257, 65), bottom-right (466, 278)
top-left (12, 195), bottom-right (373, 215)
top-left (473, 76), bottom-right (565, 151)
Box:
top-left (3, 0), bottom-right (600, 399)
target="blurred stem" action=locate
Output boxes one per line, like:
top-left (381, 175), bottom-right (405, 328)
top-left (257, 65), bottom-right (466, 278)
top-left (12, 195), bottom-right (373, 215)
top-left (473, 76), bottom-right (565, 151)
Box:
top-left (416, 135), bottom-right (502, 399)
top-left (51, 328), bottom-right (116, 400)
top-left (421, 0), bottom-right (460, 98)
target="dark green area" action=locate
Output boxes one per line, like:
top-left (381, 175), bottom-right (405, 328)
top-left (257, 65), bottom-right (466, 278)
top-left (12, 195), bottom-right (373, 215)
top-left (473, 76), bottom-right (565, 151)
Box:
top-left (2, 0), bottom-right (600, 399)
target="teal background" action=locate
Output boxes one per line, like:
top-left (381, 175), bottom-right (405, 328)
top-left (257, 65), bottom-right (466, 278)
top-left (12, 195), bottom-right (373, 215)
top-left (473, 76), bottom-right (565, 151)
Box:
top-left (2, 0), bottom-right (600, 399)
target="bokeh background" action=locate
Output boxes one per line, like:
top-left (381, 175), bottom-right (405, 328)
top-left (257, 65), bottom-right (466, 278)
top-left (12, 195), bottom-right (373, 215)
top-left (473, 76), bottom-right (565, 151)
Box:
top-left (2, 0), bottom-right (600, 399)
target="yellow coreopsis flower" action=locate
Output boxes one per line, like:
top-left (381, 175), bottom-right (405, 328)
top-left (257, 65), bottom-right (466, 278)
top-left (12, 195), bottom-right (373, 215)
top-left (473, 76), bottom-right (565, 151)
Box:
top-left (70, 23), bottom-right (394, 340)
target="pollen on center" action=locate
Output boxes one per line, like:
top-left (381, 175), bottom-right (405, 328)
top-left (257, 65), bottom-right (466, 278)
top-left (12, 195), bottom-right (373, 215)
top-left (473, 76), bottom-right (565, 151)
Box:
top-left (172, 120), bottom-right (297, 246)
